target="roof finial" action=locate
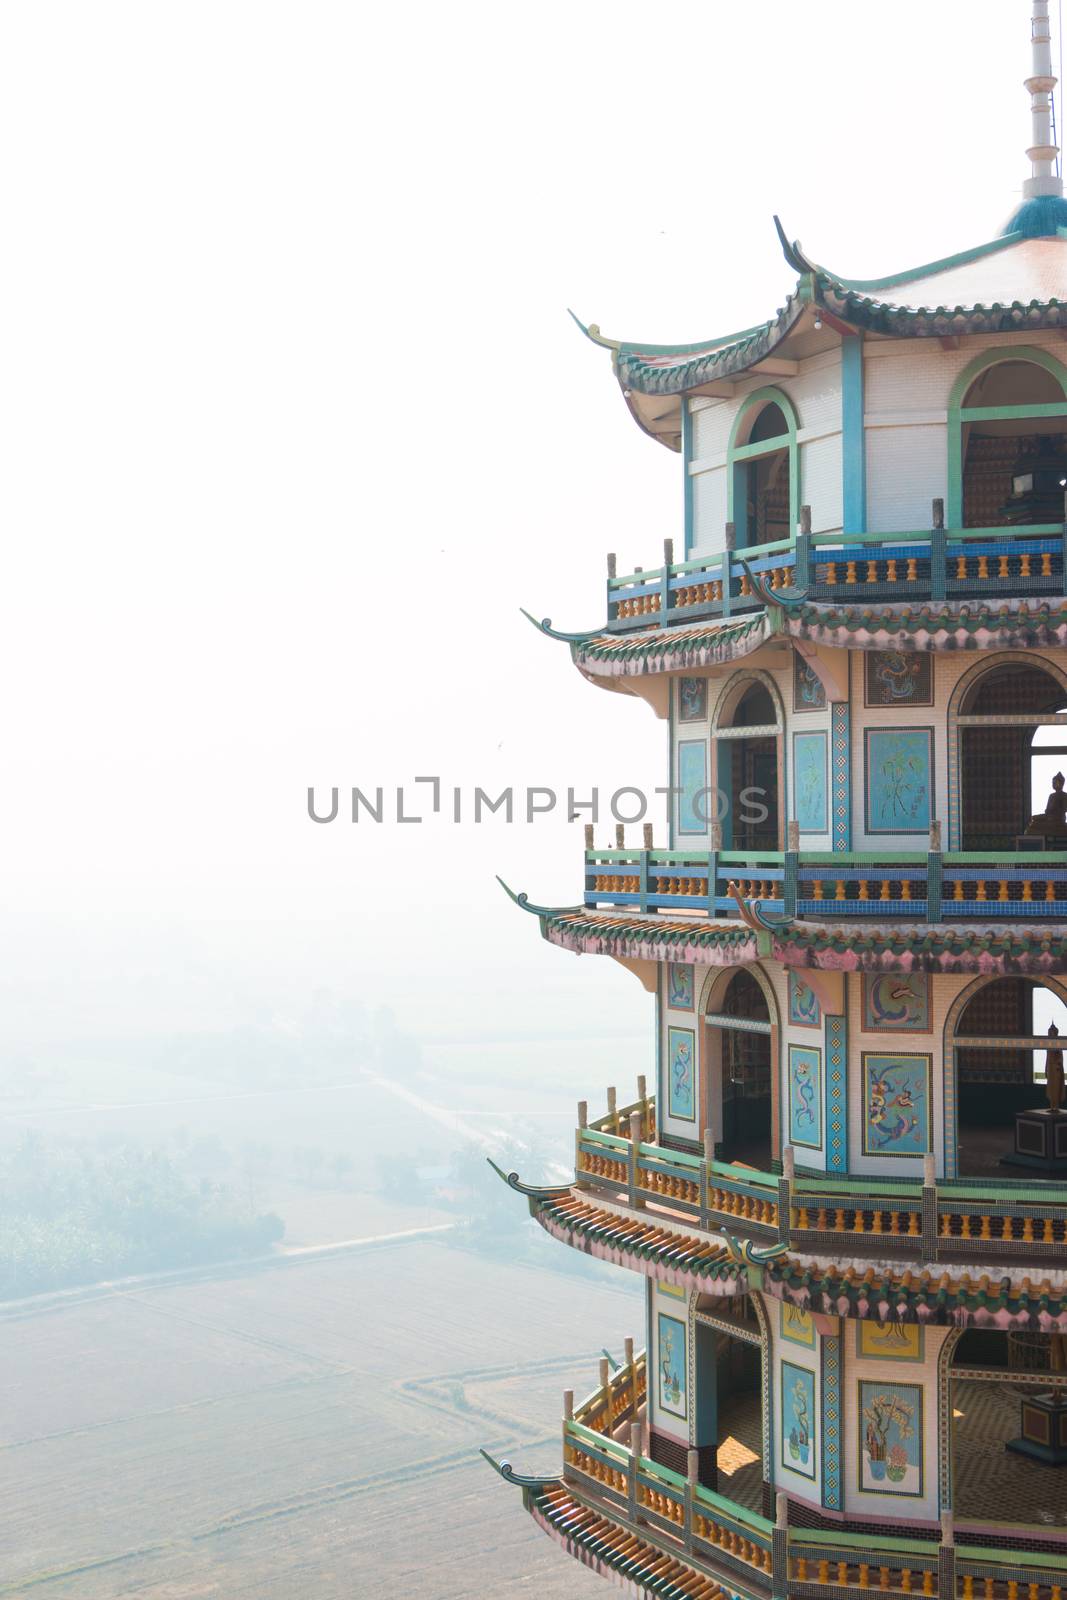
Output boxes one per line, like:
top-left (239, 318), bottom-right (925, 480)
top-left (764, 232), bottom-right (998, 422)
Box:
top-left (1023, 1), bottom-right (1063, 199)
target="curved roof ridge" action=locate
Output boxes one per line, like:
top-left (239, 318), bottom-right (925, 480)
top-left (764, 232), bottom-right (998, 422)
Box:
top-left (810, 230), bottom-right (1026, 295)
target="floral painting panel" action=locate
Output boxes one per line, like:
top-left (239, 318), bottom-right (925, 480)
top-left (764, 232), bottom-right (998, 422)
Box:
top-left (789, 1045), bottom-right (823, 1149)
top-left (781, 1361), bottom-right (816, 1479)
top-left (667, 1027), bottom-right (696, 1122)
top-left (859, 1380), bottom-right (923, 1495)
top-left (658, 1313), bottom-right (687, 1420)
top-left (862, 1054), bottom-right (932, 1157)
top-left (865, 728), bottom-right (932, 834)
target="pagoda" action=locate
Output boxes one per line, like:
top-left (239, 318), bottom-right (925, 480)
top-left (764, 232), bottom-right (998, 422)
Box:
top-left (484, 7), bottom-right (1067, 1597)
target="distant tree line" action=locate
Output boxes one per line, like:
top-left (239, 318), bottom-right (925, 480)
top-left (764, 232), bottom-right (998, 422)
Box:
top-left (0, 1132), bottom-right (284, 1299)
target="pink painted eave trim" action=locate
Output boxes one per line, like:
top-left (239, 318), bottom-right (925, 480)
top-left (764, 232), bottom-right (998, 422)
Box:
top-left (535, 1211), bottom-right (743, 1298)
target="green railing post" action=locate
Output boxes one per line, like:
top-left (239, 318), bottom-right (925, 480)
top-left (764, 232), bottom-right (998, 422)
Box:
top-left (661, 538), bottom-right (673, 618)
top-left (772, 1492), bottom-right (790, 1600)
top-left (928, 820), bottom-right (942, 923)
top-left (938, 1513), bottom-right (955, 1600)
top-left (923, 1151), bottom-right (939, 1262)
top-left (721, 522), bottom-right (735, 617)
top-left (683, 1449), bottom-right (698, 1552)
top-left (779, 1145), bottom-right (794, 1247)
top-left (931, 498), bottom-right (946, 602)
top-left (703, 1128), bottom-right (715, 1226)
top-left (628, 1422), bottom-right (641, 1525)
top-left (640, 821), bottom-right (652, 913)
top-left (629, 1111), bottom-right (645, 1209)
top-left (606, 551), bottom-right (617, 624)
top-left (785, 820), bottom-right (799, 919)
top-left (703, 825), bottom-right (723, 915)
top-left (575, 1101), bottom-right (588, 1187)
top-left (795, 505), bottom-right (811, 590)
top-left (1061, 491), bottom-right (1067, 589)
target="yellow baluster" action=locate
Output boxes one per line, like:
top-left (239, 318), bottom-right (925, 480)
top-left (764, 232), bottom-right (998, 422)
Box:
top-left (976, 879), bottom-right (987, 901)
top-left (1023, 879), bottom-right (1033, 901)
top-left (998, 554), bottom-right (1010, 578)
top-left (901, 880), bottom-right (911, 901)
top-left (953, 878), bottom-right (964, 901)
top-left (978, 555), bottom-right (989, 579)
top-left (887, 558), bottom-right (898, 583)
top-left (1043, 551), bottom-right (1053, 577)
top-left (826, 561), bottom-right (838, 584)
top-left (1021, 552), bottom-right (1032, 577)
top-left (835, 879), bottom-right (846, 900)
top-left (866, 560), bottom-right (878, 584)
top-left (956, 554), bottom-right (967, 579)
top-left (907, 557), bottom-right (918, 582)
top-left (998, 880), bottom-right (1009, 902)
top-left (846, 561), bottom-right (857, 584)
top-left (880, 879), bottom-right (891, 900)
top-left (859, 878), bottom-right (870, 900)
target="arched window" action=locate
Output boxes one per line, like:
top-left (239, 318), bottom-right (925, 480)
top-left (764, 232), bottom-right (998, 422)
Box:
top-left (727, 389), bottom-right (799, 550)
top-left (712, 673), bottom-right (785, 852)
top-left (949, 1328), bottom-right (1067, 1518)
top-left (955, 660), bottom-right (1067, 850)
top-left (946, 974), bottom-right (1067, 1178)
top-left (949, 349), bottom-right (1067, 529)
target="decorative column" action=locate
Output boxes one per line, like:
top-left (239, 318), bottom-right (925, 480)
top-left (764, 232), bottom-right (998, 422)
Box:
top-left (825, 1006), bottom-right (848, 1174)
top-left (831, 701), bottom-right (851, 853)
top-left (820, 1323), bottom-right (843, 1511)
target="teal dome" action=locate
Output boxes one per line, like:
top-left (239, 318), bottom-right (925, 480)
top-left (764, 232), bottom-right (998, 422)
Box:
top-left (1002, 193), bottom-right (1067, 237)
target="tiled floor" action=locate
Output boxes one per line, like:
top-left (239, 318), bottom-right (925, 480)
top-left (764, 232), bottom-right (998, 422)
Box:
top-left (716, 1388), bottom-right (764, 1512)
top-left (953, 1379), bottom-right (1067, 1527)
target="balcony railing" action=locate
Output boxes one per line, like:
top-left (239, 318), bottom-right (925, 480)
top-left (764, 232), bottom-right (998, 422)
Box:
top-left (558, 1380), bottom-right (1067, 1600)
top-left (584, 838), bottom-right (1067, 923)
top-left (604, 506), bottom-right (1067, 633)
top-left (576, 1090), bottom-right (1067, 1262)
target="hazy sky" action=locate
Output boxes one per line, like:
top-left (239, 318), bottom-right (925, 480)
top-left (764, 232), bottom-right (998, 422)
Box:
top-left (0, 2), bottom-right (1045, 1070)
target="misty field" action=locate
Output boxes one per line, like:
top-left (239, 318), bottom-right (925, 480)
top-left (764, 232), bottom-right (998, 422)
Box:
top-left (0, 1237), bottom-right (641, 1597)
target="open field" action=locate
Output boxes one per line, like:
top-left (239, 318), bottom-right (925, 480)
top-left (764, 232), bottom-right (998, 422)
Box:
top-left (1, 1236), bottom-right (642, 1598)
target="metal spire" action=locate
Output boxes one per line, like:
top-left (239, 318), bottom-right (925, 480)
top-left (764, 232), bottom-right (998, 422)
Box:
top-left (1024, 1), bottom-right (1063, 199)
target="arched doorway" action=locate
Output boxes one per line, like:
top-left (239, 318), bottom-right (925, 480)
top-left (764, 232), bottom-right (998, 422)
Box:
top-left (950, 657), bottom-right (1067, 851)
top-left (713, 673), bottom-right (785, 853)
top-left (692, 1294), bottom-right (765, 1504)
top-left (946, 974), bottom-right (1067, 1177)
top-left (703, 965), bottom-right (778, 1170)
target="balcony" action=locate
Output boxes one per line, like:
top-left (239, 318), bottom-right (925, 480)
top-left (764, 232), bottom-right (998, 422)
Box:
top-left (604, 510), bottom-right (1067, 634)
top-left (576, 1089), bottom-right (1067, 1265)
top-left (513, 1349), bottom-right (1067, 1600)
top-left (584, 840), bottom-right (1067, 923)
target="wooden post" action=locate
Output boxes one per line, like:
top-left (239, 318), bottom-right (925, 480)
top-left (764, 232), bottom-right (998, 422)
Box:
top-left (642, 822), bottom-right (653, 848)
top-left (624, 1335), bottom-right (636, 1425)
top-left (606, 552), bottom-right (618, 626)
top-left (599, 1355), bottom-right (610, 1431)
top-left (564, 1389), bottom-right (574, 1420)
top-left (928, 819), bottom-right (942, 923)
top-left (615, 822), bottom-right (625, 848)
top-left (607, 553), bottom-right (617, 577)
top-left (607, 1085), bottom-right (617, 1134)
top-left (931, 497), bottom-right (946, 602)
top-left (584, 822), bottom-right (594, 849)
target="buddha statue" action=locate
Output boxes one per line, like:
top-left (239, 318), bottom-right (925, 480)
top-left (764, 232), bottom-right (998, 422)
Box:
top-left (1026, 773), bottom-right (1067, 836)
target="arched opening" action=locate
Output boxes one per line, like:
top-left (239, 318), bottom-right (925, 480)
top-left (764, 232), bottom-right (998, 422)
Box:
top-left (950, 1329), bottom-right (1067, 1530)
top-left (956, 661), bottom-right (1067, 850)
top-left (960, 358), bottom-right (1067, 528)
top-left (728, 391), bottom-right (798, 551)
top-left (691, 1296), bottom-right (764, 1505)
top-left (714, 677), bottom-right (783, 852)
top-left (706, 968), bottom-right (775, 1170)
top-left (949, 975), bottom-right (1067, 1177)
